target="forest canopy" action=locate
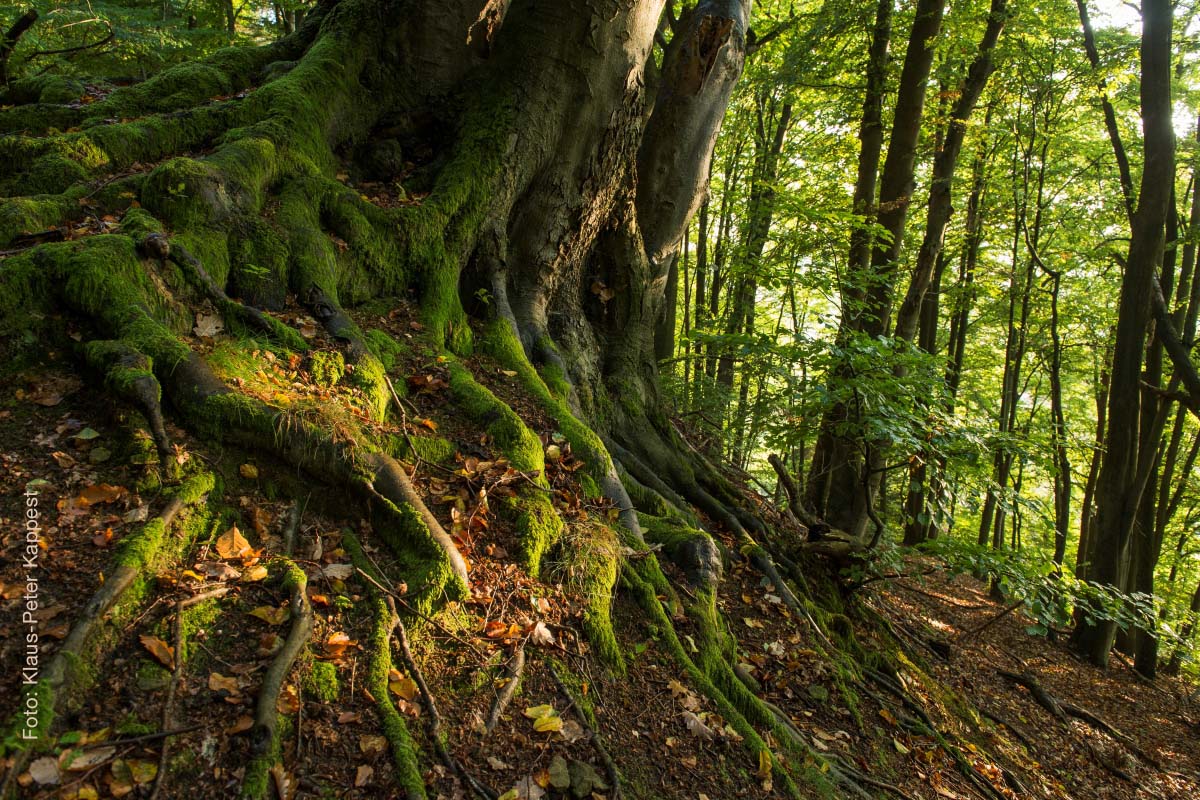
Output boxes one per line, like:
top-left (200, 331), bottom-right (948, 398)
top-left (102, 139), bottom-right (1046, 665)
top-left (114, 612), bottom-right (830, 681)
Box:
top-left (1, 1), bottom-right (1199, 799)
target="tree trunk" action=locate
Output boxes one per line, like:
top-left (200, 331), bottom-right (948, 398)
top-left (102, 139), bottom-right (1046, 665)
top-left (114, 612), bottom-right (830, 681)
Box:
top-left (1072, 0), bottom-right (1175, 667)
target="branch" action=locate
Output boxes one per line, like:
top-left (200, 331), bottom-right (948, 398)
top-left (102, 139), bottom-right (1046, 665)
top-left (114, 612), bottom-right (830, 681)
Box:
top-left (1151, 275), bottom-right (1200, 418)
top-left (27, 23), bottom-right (114, 57)
top-left (0, 7), bottom-right (37, 83)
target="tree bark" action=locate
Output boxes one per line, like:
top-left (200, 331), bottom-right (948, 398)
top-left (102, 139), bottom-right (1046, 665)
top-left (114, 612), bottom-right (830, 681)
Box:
top-left (1072, 0), bottom-right (1175, 667)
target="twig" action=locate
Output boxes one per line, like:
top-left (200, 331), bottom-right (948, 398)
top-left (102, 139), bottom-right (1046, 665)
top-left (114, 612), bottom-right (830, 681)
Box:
top-left (550, 668), bottom-right (621, 800)
top-left (483, 644), bottom-right (525, 736)
top-left (386, 595), bottom-right (497, 800)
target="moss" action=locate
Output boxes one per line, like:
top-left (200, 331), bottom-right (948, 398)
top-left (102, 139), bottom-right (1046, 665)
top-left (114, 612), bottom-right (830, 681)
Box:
top-left (343, 532), bottom-right (428, 799)
top-left (364, 329), bottom-right (404, 371)
top-left (179, 596), bottom-right (223, 667)
top-left (114, 472), bottom-right (216, 569)
top-left (552, 524), bottom-right (621, 670)
top-left (398, 435), bottom-right (456, 465)
top-left (512, 494), bottom-right (565, 578)
top-left (303, 661), bottom-right (340, 703)
top-left (0, 194), bottom-right (76, 248)
top-left (448, 362), bottom-right (543, 473)
top-left (478, 320), bottom-right (612, 487)
top-left (309, 350), bottom-right (345, 389)
top-left (345, 351), bottom-right (390, 421)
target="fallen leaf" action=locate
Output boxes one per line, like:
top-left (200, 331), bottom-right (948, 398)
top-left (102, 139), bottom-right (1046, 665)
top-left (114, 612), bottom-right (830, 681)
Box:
top-left (528, 621), bottom-right (555, 647)
top-left (193, 314), bottom-right (224, 339)
top-left (359, 735), bottom-right (387, 756)
top-left (336, 711), bottom-right (360, 724)
top-left (354, 764), bottom-right (374, 787)
top-left (215, 526), bottom-right (252, 560)
top-left (239, 463), bottom-right (259, 480)
top-left (139, 634), bottom-right (174, 669)
top-left (269, 762), bottom-right (294, 800)
top-left (487, 756), bottom-right (511, 771)
top-left (389, 675), bottom-right (418, 701)
top-left (28, 757), bottom-right (60, 785)
top-left (243, 565), bottom-right (269, 582)
top-left (226, 716), bottom-right (253, 735)
top-left (893, 737), bottom-right (910, 755)
top-left (533, 714), bottom-right (563, 733)
top-left (682, 711), bottom-right (716, 740)
top-left (208, 672), bottom-right (240, 695)
top-left (61, 746), bottom-right (116, 772)
top-left (324, 631), bottom-right (356, 658)
top-left (248, 605), bottom-right (289, 625)
top-left (322, 563), bottom-right (354, 580)
top-left (277, 685), bottom-right (300, 715)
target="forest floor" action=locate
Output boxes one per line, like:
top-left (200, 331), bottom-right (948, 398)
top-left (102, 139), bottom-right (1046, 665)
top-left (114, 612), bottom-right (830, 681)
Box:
top-left (0, 303), bottom-right (1197, 800)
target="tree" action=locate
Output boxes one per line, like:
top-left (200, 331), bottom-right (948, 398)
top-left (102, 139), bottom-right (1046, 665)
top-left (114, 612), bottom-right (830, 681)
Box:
top-left (1, 3), bottom-right (880, 795)
top-left (1071, 0), bottom-right (1176, 667)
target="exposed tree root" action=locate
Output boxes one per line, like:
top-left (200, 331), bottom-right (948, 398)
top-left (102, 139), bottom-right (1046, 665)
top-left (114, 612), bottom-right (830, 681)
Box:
top-left (243, 559), bottom-right (313, 798)
top-left (387, 594), bottom-right (497, 800)
top-left (550, 666), bottom-right (622, 800)
top-left (1, 472), bottom-right (215, 794)
top-left (997, 669), bottom-right (1161, 769)
top-left (149, 587), bottom-right (230, 800)
top-left (343, 533), bottom-right (427, 799)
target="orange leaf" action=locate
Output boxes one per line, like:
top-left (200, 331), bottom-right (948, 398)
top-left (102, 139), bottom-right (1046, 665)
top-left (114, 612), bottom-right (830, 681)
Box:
top-left (139, 635), bottom-right (174, 669)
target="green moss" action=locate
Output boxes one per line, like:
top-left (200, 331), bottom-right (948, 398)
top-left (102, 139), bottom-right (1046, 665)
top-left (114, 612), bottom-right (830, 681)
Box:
top-left (448, 362), bottom-right (543, 473)
top-left (345, 352), bottom-right (390, 421)
top-left (364, 329), bottom-right (405, 371)
top-left (303, 661), bottom-right (340, 703)
top-left (343, 532), bottom-right (428, 799)
top-left (552, 524), bottom-right (621, 670)
top-left (512, 494), bottom-right (565, 578)
top-left (398, 435), bottom-right (456, 464)
top-left (310, 350), bottom-right (345, 389)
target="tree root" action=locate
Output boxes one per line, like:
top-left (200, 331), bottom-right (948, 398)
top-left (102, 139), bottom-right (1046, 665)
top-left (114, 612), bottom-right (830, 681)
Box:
top-left (166, 240), bottom-right (307, 351)
top-left (244, 559), bottom-right (313, 798)
top-left (997, 669), bottom-right (1160, 769)
top-left (482, 644), bottom-right (525, 737)
top-left (865, 668), bottom-right (1011, 800)
top-left (549, 667), bottom-right (622, 800)
top-left (1, 472), bottom-right (215, 794)
top-left (343, 534), bottom-right (427, 798)
top-left (387, 594), bottom-right (498, 800)
top-left (149, 587), bottom-right (230, 800)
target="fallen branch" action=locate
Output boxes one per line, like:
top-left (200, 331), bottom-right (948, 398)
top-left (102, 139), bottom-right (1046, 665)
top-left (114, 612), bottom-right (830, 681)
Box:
top-left (249, 561), bottom-right (313, 760)
top-left (998, 668), bottom-right (1161, 769)
top-left (483, 643), bottom-right (525, 736)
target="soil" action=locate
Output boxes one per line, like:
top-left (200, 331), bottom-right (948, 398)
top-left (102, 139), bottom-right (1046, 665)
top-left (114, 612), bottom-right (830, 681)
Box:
top-left (1, 339), bottom-right (1197, 800)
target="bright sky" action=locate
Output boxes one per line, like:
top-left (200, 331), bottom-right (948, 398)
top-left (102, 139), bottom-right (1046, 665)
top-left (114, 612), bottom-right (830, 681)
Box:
top-left (1091, 0), bottom-right (1143, 32)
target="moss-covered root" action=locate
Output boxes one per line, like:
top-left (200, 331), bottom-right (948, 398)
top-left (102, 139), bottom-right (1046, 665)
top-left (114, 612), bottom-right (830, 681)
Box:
top-left (243, 558), bottom-right (314, 800)
top-left (343, 533), bottom-right (428, 799)
top-left (0, 472), bottom-right (215, 787)
top-left (623, 557), bottom-right (824, 800)
top-left (82, 339), bottom-right (173, 459)
top-left (166, 241), bottom-right (308, 352)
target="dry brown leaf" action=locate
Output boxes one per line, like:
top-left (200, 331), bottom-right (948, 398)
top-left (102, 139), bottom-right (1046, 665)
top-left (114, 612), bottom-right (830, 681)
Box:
top-left (139, 634), bottom-right (174, 669)
top-left (215, 526), bottom-right (252, 560)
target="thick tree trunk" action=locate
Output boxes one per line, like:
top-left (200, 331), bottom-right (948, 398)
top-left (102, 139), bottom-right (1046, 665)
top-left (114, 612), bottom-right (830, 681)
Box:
top-left (1072, 0), bottom-right (1175, 667)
